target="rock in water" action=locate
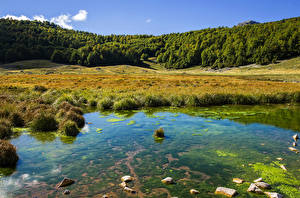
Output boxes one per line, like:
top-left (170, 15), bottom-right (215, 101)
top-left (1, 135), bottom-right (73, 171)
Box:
top-left (121, 175), bottom-right (133, 183)
top-left (276, 158), bottom-right (284, 161)
top-left (247, 183), bottom-right (263, 194)
top-left (123, 187), bottom-right (136, 194)
top-left (119, 182), bottom-right (127, 188)
top-left (63, 190), bottom-right (70, 195)
top-left (293, 142), bottom-right (297, 147)
top-left (293, 134), bottom-right (298, 141)
top-left (161, 177), bottom-right (175, 184)
top-left (102, 195), bottom-right (109, 198)
top-left (280, 165), bottom-right (287, 171)
top-left (57, 178), bottom-right (75, 188)
top-left (288, 147), bottom-right (299, 153)
top-left (254, 178), bottom-right (263, 182)
top-left (265, 192), bottom-right (284, 198)
top-left (255, 182), bottom-right (271, 189)
top-left (232, 178), bottom-right (244, 184)
top-left (190, 189), bottom-right (200, 194)
top-left (215, 187), bottom-right (238, 197)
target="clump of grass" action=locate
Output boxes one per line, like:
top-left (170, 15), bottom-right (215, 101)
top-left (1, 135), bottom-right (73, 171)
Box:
top-left (98, 97), bottom-right (114, 110)
top-left (69, 106), bottom-right (84, 115)
top-left (142, 95), bottom-right (169, 107)
top-left (169, 95), bottom-right (185, 107)
top-left (30, 113), bottom-right (58, 132)
top-left (58, 101), bottom-right (73, 111)
top-left (154, 128), bottom-right (165, 138)
top-left (9, 112), bottom-right (25, 127)
top-left (65, 111), bottom-right (85, 128)
top-left (0, 140), bottom-right (19, 167)
top-left (33, 85), bottom-right (48, 92)
top-left (0, 119), bottom-right (13, 139)
top-left (113, 98), bottom-right (139, 110)
top-left (59, 120), bottom-right (80, 136)
top-left (88, 100), bottom-right (97, 107)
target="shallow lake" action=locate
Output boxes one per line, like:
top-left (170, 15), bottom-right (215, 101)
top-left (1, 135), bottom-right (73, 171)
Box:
top-left (1, 104), bottom-right (300, 198)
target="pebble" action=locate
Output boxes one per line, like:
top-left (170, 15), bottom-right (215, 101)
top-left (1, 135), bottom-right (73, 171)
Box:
top-left (161, 177), bottom-right (175, 184)
top-left (121, 175), bottom-right (133, 183)
top-left (255, 182), bottom-right (271, 189)
top-left (190, 189), bottom-right (200, 194)
top-left (254, 178), bottom-right (263, 182)
top-left (288, 147), bottom-right (299, 153)
top-left (265, 192), bottom-right (284, 198)
top-left (215, 187), bottom-right (238, 197)
top-left (247, 183), bottom-right (263, 194)
top-left (63, 190), bottom-right (70, 195)
top-left (293, 134), bottom-right (298, 141)
top-left (280, 165), bottom-right (287, 171)
top-left (232, 178), bottom-right (244, 184)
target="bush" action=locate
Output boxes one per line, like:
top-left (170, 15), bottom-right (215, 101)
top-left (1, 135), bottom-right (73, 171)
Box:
top-left (60, 120), bottom-right (80, 136)
top-left (98, 97), bottom-right (114, 110)
top-left (30, 113), bottom-right (58, 132)
top-left (9, 112), bottom-right (25, 127)
top-left (88, 100), bottom-right (97, 107)
top-left (58, 101), bottom-right (73, 111)
top-left (154, 128), bottom-right (165, 138)
top-left (33, 85), bottom-right (48, 92)
top-left (0, 140), bottom-right (19, 167)
top-left (65, 111), bottom-right (85, 128)
top-left (113, 98), bottom-right (139, 110)
top-left (0, 119), bottom-right (12, 139)
top-left (69, 106), bottom-right (84, 115)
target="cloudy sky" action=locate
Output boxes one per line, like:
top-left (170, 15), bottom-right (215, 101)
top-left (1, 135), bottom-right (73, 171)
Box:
top-left (0, 0), bottom-right (299, 35)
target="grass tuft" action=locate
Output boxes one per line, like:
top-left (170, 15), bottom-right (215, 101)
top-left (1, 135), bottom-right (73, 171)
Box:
top-left (0, 140), bottom-right (19, 167)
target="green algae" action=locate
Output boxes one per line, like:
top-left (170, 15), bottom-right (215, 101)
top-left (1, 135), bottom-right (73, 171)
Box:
top-left (106, 118), bottom-right (126, 122)
top-left (126, 120), bottom-right (136, 125)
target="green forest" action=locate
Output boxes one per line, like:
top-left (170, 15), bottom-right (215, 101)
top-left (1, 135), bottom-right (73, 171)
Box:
top-left (0, 17), bottom-right (299, 69)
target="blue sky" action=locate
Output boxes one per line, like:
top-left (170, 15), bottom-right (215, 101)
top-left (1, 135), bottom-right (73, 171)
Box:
top-left (1, 0), bottom-right (299, 35)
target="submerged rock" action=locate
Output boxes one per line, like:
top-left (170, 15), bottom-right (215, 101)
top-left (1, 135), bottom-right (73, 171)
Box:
top-left (119, 182), bottom-right (127, 188)
top-left (265, 192), bottom-right (284, 198)
top-left (121, 175), bottom-right (133, 183)
top-left (276, 158), bottom-right (284, 161)
top-left (280, 165), bottom-right (287, 171)
top-left (57, 178), bottom-right (75, 188)
top-left (288, 147), bottom-right (299, 153)
top-left (293, 134), bottom-right (298, 141)
top-left (63, 189), bottom-right (70, 195)
top-left (161, 177), bottom-right (175, 184)
top-left (102, 195), bottom-right (109, 198)
top-left (254, 178), bottom-right (263, 182)
top-left (293, 142), bottom-right (297, 147)
top-left (123, 187), bottom-right (136, 194)
top-left (232, 178), bottom-right (244, 184)
top-left (190, 189), bottom-right (200, 194)
top-left (247, 183), bottom-right (263, 194)
top-left (215, 187), bottom-right (238, 197)
top-left (255, 182), bottom-right (271, 189)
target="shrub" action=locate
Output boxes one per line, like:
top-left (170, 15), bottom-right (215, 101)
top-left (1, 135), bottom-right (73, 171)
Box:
top-left (60, 120), bottom-right (80, 136)
top-left (58, 101), bottom-right (73, 111)
top-left (98, 97), bottom-right (114, 110)
top-left (113, 98), bottom-right (139, 110)
top-left (154, 128), bottom-right (165, 138)
top-left (30, 113), bottom-right (58, 132)
top-left (0, 119), bottom-right (13, 139)
top-left (33, 85), bottom-right (48, 92)
top-left (69, 106), bottom-right (84, 115)
top-left (65, 111), bottom-right (85, 128)
top-left (88, 100), bottom-right (97, 107)
top-left (9, 112), bottom-right (25, 127)
top-left (0, 140), bottom-right (19, 167)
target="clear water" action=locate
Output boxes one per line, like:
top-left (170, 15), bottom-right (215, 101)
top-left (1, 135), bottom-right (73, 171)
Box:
top-left (1, 105), bottom-right (300, 198)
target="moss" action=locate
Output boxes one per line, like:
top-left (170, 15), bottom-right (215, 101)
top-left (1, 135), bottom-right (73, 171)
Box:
top-left (113, 98), bottom-right (139, 110)
top-left (65, 111), bottom-right (85, 128)
top-left (154, 128), bottom-right (165, 138)
top-left (60, 120), bottom-right (80, 136)
top-left (0, 119), bottom-right (13, 139)
top-left (127, 120), bottom-right (136, 125)
top-left (0, 140), bottom-right (19, 167)
top-left (106, 118), bottom-right (125, 122)
top-left (30, 113), bottom-right (58, 132)
top-left (216, 150), bottom-right (237, 157)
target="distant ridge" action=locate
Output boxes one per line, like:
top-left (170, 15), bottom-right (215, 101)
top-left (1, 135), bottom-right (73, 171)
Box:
top-left (237, 20), bottom-right (260, 26)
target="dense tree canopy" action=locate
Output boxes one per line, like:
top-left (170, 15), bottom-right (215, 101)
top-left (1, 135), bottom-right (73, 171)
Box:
top-left (0, 17), bottom-right (299, 68)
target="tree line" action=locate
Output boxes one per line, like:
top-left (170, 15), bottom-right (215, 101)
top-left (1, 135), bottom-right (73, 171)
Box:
top-left (0, 17), bottom-right (299, 68)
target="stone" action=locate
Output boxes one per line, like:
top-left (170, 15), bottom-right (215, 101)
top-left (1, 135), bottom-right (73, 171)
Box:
top-left (255, 182), bottom-right (271, 189)
top-left (254, 178), bottom-right (263, 182)
top-left (63, 190), bottom-right (70, 195)
top-left (293, 142), bottom-right (297, 147)
top-left (161, 177), bottom-right (175, 184)
top-left (57, 178), bottom-right (75, 188)
top-left (102, 195), bottom-right (109, 198)
top-left (288, 147), bottom-right (299, 153)
top-left (276, 158), bottom-right (284, 161)
top-left (247, 183), bottom-right (263, 194)
top-left (280, 165), bottom-right (287, 171)
top-left (293, 134), bottom-right (298, 141)
top-left (215, 187), bottom-right (238, 197)
top-left (119, 182), bottom-right (127, 188)
top-left (190, 189), bottom-right (200, 194)
top-left (121, 175), bottom-right (133, 183)
top-left (265, 192), bottom-right (284, 198)
top-left (123, 187), bottom-right (136, 194)
top-left (232, 178), bottom-right (244, 184)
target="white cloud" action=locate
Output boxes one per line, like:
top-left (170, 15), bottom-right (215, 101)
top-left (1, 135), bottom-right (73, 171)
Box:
top-left (146, 18), bottom-right (152, 23)
top-left (50, 14), bottom-right (73, 29)
top-left (72, 10), bottom-right (88, 21)
top-left (33, 15), bottom-right (47, 22)
top-left (2, 14), bottom-right (30, 21)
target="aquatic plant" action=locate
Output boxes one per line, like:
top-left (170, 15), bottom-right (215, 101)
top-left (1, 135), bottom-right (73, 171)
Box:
top-left (65, 111), bottom-right (85, 128)
top-left (59, 120), bottom-right (80, 136)
top-left (0, 140), bottom-right (19, 167)
top-left (30, 113), bottom-right (58, 132)
top-left (113, 98), bottom-right (139, 110)
top-left (154, 128), bottom-right (165, 138)
top-left (0, 119), bottom-right (12, 139)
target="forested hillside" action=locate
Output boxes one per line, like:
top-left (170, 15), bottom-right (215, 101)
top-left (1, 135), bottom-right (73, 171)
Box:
top-left (0, 17), bottom-right (299, 68)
